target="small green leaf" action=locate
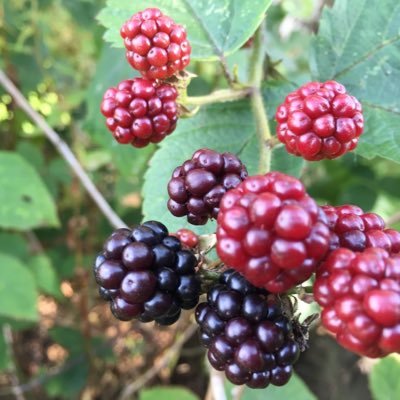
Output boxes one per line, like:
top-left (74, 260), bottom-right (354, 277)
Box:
top-left (238, 372), bottom-right (316, 400)
top-left (139, 386), bottom-right (199, 400)
top-left (310, 0), bottom-right (400, 163)
top-left (28, 255), bottom-right (62, 299)
top-left (370, 356), bottom-right (400, 400)
top-left (0, 152), bottom-right (59, 230)
top-left (0, 232), bottom-right (30, 262)
top-left (0, 253), bottom-right (38, 322)
top-left (98, 0), bottom-right (273, 60)
top-left (271, 145), bottom-right (305, 177)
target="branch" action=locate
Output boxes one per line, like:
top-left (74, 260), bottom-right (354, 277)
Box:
top-left (386, 212), bottom-right (400, 227)
top-left (118, 323), bottom-right (197, 400)
top-left (209, 368), bottom-right (227, 400)
top-left (2, 325), bottom-right (26, 400)
top-left (184, 88), bottom-right (251, 106)
top-left (249, 20), bottom-right (273, 174)
top-left (0, 70), bottom-right (128, 230)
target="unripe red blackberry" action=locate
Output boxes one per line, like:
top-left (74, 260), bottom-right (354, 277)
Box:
top-left (314, 248), bottom-right (400, 357)
top-left (322, 204), bottom-right (400, 254)
top-left (275, 81), bottom-right (364, 160)
top-left (196, 270), bottom-right (306, 388)
top-left (216, 172), bottom-right (330, 293)
top-left (100, 78), bottom-right (178, 148)
top-left (93, 221), bottom-right (200, 325)
top-left (173, 229), bottom-right (199, 249)
top-left (167, 149), bottom-right (248, 225)
top-left (120, 8), bottom-right (191, 80)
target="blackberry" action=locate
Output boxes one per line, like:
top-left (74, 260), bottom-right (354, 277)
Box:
top-left (275, 80), bottom-right (364, 160)
top-left (167, 148), bottom-right (248, 225)
top-left (120, 8), bottom-right (191, 80)
top-left (196, 270), bottom-right (306, 388)
top-left (322, 204), bottom-right (400, 254)
top-left (314, 248), bottom-right (400, 357)
top-left (93, 221), bottom-right (200, 325)
top-left (216, 172), bottom-right (330, 293)
top-left (100, 78), bottom-right (178, 148)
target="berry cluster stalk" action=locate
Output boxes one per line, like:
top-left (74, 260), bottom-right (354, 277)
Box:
top-left (249, 21), bottom-right (273, 174)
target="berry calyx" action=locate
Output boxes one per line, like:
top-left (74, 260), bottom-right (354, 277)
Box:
top-left (167, 148), bottom-right (248, 225)
top-left (216, 172), bottom-right (330, 293)
top-left (322, 204), bottom-right (400, 254)
top-left (100, 78), bottom-right (178, 147)
top-left (93, 221), bottom-right (200, 325)
top-left (314, 247), bottom-right (400, 357)
top-left (120, 8), bottom-right (191, 80)
top-left (196, 270), bottom-right (306, 388)
top-left (275, 80), bottom-right (364, 160)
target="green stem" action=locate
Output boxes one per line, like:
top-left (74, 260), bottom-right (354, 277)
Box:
top-left (183, 88), bottom-right (251, 106)
top-left (249, 20), bottom-right (273, 174)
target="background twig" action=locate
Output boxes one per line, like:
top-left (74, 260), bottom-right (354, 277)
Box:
top-left (0, 69), bottom-right (128, 230)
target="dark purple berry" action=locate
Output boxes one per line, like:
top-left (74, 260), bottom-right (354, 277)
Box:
top-left (95, 260), bottom-right (125, 289)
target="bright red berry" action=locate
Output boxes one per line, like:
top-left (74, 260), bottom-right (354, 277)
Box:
top-left (120, 8), bottom-right (191, 79)
top-left (100, 78), bottom-right (178, 147)
top-left (216, 172), bottom-right (330, 293)
top-left (314, 247), bottom-right (400, 357)
top-left (174, 229), bottom-right (199, 248)
top-left (167, 149), bottom-right (248, 225)
top-left (322, 204), bottom-right (400, 254)
top-left (275, 81), bottom-right (364, 160)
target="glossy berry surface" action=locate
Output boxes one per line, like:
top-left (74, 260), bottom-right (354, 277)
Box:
top-left (120, 8), bottom-right (191, 79)
top-left (100, 78), bottom-right (178, 148)
top-left (167, 148), bottom-right (248, 225)
top-left (275, 80), bottom-right (364, 160)
top-left (322, 204), bottom-right (400, 254)
top-left (216, 172), bottom-right (330, 293)
top-left (93, 221), bottom-right (200, 325)
top-left (174, 229), bottom-right (199, 248)
top-left (314, 247), bottom-right (400, 357)
top-left (196, 270), bottom-right (304, 388)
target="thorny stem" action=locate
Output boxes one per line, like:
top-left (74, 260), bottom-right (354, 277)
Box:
top-left (0, 69), bottom-right (128, 230)
top-left (249, 20), bottom-right (273, 174)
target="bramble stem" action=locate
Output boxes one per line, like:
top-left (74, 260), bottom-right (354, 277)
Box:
top-left (184, 88), bottom-right (251, 106)
top-left (0, 70), bottom-right (128, 230)
top-left (249, 21), bottom-right (273, 174)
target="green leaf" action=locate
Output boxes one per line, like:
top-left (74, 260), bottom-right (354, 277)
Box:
top-left (49, 327), bottom-right (85, 355)
top-left (98, 0), bottom-right (272, 60)
top-left (0, 254), bottom-right (38, 322)
top-left (310, 0), bottom-right (400, 163)
top-left (0, 232), bottom-right (30, 262)
top-left (370, 356), bottom-right (400, 400)
top-left (239, 372), bottom-right (316, 400)
top-left (139, 386), bottom-right (199, 400)
top-left (271, 145), bottom-right (305, 177)
top-left (28, 255), bottom-right (62, 299)
top-left (0, 152), bottom-right (59, 230)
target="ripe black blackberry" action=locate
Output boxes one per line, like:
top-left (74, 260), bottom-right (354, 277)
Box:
top-left (167, 148), bottom-right (248, 225)
top-left (195, 270), bottom-right (306, 388)
top-left (93, 221), bottom-right (200, 325)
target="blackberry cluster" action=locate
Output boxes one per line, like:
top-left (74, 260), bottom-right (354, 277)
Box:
top-left (93, 221), bottom-right (200, 325)
top-left (167, 149), bottom-right (248, 225)
top-left (216, 172), bottom-right (330, 293)
top-left (322, 204), bottom-right (400, 254)
top-left (100, 78), bottom-right (178, 148)
top-left (275, 80), bottom-right (364, 160)
top-left (120, 8), bottom-right (191, 80)
top-left (196, 270), bottom-right (304, 388)
top-left (314, 248), bottom-right (400, 357)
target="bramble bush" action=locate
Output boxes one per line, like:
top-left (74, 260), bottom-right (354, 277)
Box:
top-left (1, 1), bottom-right (400, 399)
